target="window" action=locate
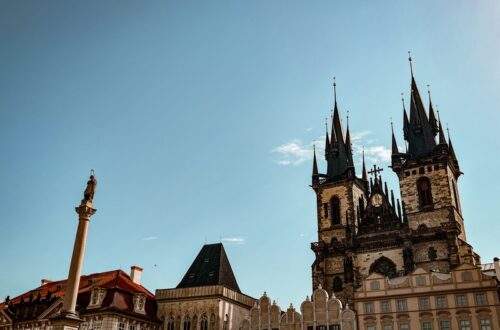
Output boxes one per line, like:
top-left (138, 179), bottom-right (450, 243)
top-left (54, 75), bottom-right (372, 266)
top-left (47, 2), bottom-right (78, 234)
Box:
top-left (329, 326), bottom-right (340, 330)
top-left (462, 271), bottom-right (473, 281)
top-left (459, 320), bottom-right (471, 330)
top-left (129, 325), bottom-right (136, 330)
top-left (397, 299), bottom-right (407, 312)
top-left (416, 276), bottom-right (426, 286)
top-left (480, 319), bottom-right (492, 330)
top-left (118, 323), bottom-right (125, 330)
top-left (370, 281), bottom-right (380, 290)
top-left (476, 293), bottom-right (487, 305)
top-left (366, 326), bottom-right (375, 330)
top-left (400, 324), bottom-right (409, 330)
top-left (91, 321), bottom-right (102, 330)
top-left (307, 327), bottom-right (313, 330)
top-left (436, 296), bottom-right (447, 308)
top-left (419, 297), bottom-right (430, 310)
top-left (383, 325), bottom-right (393, 330)
top-left (183, 317), bottom-right (191, 330)
top-left (439, 320), bottom-right (450, 330)
top-left (317, 326), bottom-right (327, 330)
top-left (200, 316), bottom-right (208, 330)
top-left (331, 196), bottom-right (341, 224)
top-left (364, 302), bottom-right (374, 314)
top-left (422, 322), bottom-right (432, 330)
top-left (381, 300), bottom-right (391, 313)
top-left (167, 320), bottom-right (175, 330)
top-left (456, 295), bottom-right (468, 307)
top-left (333, 277), bottom-right (342, 292)
top-left (417, 177), bottom-right (433, 208)
top-left (323, 203), bottom-right (329, 219)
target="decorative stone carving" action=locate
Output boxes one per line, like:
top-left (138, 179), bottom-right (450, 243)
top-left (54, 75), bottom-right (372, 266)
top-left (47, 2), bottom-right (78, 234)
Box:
top-left (133, 293), bottom-right (147, 314)
top-left (87, 287), bottom-right (106, 309)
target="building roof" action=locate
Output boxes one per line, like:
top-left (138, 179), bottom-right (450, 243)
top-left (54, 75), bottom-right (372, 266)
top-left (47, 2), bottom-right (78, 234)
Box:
top-left (177, 243), bottom-right (241, 293)
top-left (0, 269), bottom-right (159, 324)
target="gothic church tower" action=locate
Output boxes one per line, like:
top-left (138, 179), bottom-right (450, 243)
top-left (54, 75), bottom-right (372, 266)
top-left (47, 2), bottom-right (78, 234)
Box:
top-left (311, 58), bottom-right (480, 305)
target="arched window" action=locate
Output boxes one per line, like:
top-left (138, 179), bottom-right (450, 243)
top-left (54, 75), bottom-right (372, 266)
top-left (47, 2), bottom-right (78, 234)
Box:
top-left (222, 315), bottom-right (229, 330)
top-left (200, 315), bottom-right (208, 330)
top-left (369, 256), bottom-right (397, 278)
top-left (183, 317), bottom-right (191, 330)
top-left (417, 177), bottom-right (433, 208)
top-left (333, 276), bottom-right (343, 292)
top-left (166, 319), bottom-right (175, 330)
top-left (331, 196), bottom-right (341, 225)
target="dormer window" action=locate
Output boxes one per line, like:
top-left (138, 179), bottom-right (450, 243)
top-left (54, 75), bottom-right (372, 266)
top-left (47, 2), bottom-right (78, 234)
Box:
top-left (87, 287), bottom-right (106, 309)
top-left (133, 293), bottom-right (147, 314)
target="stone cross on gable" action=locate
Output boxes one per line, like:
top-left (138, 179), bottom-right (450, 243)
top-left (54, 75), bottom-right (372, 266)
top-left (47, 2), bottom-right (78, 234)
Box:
top-left (368, 164), bottom-right (383, 179)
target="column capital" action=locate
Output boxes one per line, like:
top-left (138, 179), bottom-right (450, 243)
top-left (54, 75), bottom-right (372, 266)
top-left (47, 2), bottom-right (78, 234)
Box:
top-left (75, 203), bottom-right (97, 219)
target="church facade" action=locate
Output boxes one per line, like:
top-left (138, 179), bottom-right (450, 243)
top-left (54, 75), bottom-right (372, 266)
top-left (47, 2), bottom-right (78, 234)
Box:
top-left (309, 58), bottom-right (500, 329)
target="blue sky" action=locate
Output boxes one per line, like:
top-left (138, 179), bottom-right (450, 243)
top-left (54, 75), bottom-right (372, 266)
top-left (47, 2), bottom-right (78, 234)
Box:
top-left (0, 1), bottom-right (499, 307)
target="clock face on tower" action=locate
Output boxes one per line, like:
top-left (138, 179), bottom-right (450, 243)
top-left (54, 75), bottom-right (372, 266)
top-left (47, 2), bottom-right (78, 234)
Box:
top-left (371, 193), bottom-right (383, 207)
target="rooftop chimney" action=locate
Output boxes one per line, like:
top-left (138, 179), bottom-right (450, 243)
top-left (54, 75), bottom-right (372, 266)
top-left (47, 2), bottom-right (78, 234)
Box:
top-left (130, 266), bottom-right (143, 285)
top-left (494, 257), bottom-right (500, 281)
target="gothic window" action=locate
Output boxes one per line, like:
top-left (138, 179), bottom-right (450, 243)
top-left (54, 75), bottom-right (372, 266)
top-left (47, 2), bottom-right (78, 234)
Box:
top-left (330, 196), bottom-right (341, 225)
top-left (166, 320), bottom-right (174, 330)
top-left (323, 203), bottom-right (328, 219)
top-left (200, 315), bottom-right (208, 330)
top-left (333, 277), bottom-right (342, 292)
top-left (222, 315), bottom-right (229, 330)
top-left (183, 317), bottom-right (191, 330)
top-left (417, 177), bottom-right (433, 208)
top-left (369, 257), bottom-right (397, 278)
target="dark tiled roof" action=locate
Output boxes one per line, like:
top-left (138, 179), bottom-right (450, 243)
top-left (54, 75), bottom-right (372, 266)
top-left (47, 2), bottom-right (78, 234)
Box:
top-left (177, 243), bottom-right (241, 293)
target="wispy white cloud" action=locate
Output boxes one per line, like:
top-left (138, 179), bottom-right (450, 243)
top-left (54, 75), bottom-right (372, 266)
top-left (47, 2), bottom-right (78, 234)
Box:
top-left (272, 139), bottom-right (314, 166)
top-left (272, 130), bottom-right (391, 167)
top-left (142, 236), bottom-right (159, 241)
top-left (221, 237), bottom-right (246, 245)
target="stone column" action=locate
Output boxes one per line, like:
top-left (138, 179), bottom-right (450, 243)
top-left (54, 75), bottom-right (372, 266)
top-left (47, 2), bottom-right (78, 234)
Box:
top-left (51, 175), bottom-right (97, 330)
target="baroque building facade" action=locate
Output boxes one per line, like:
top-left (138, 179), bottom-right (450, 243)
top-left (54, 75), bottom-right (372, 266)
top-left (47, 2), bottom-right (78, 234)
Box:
top-left (0, 268), bottom-right (161, 330)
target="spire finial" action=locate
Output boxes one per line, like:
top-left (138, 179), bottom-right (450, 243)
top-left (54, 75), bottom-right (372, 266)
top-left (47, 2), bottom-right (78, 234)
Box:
top-left (390, 117), bottom-right (394, 133)
top-left (401, 92), bottom-right (406, 110)
top-left (333, 76), bottom-right (337, 106)
top-left (408, 51), bottom-right (414, 77)
top-left (346, 110), bottom-right (350, 127)
top-left (446, 123), bottom-right (450, 140)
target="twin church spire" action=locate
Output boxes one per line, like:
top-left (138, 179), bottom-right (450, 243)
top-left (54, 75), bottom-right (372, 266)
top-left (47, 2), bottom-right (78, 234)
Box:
top-left (313, 54), bottom-right (461, 186)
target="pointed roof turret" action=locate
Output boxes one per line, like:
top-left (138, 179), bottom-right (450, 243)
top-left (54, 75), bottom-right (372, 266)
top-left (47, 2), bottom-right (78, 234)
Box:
top-left (437, 110), bottom-right (447, 145)
top-left (312, 145), bottom-right (319, 185)
top-left (447, 127), bottom-right (459, 170)
top-left (324, 120), bottom-right (330, 159)
top-left (391, 121), bottom-right (399, 155)
top-left (345, 112), bottom-right (354, 167)
top-left (402, 93), bottom-right (410, 141)
top-left (427, 85), bottom-right (439, 136)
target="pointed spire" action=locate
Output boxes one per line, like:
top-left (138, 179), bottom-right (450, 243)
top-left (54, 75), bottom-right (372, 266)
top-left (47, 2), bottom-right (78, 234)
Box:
top-left (325, 118), bottom-right (330, 159)
top-left (390, 190), bottom-right (395, 210)
top-left (447, 126), bottom-right (459, 165)
top-left (406, 54), bottom-right (437, 156)
top-left (397, 198), bottom-right (402, 220)
top-left (345, 111), bottom-right (354, 167)
top-left (312, 144), bottom-right (319, 181)
top-left (437, 108), bottom-right (447, 145)
top-left (362, 148), bottom-right (368, 182)
top-left (427, 85), bottom-right (439, 136)
top-left (384, 181), bottom-right (389, 198)
top-left (391, 120), bottom-right (399, 155)
top-left (402, 93), bottom-right (410, 141)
